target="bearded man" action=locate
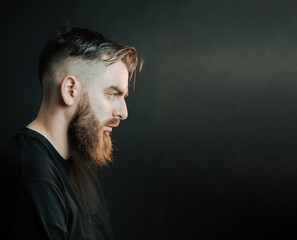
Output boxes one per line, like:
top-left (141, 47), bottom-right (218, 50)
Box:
top-left (0, 25), bottom-right (143, 240)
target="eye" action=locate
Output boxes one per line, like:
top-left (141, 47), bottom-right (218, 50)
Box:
top-left (107, 93), bottom-right (116, 100)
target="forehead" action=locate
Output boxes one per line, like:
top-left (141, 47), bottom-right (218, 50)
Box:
top-left (96, 60), bottom-right (129, 90)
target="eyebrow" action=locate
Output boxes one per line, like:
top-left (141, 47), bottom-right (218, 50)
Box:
top-left (106, 85), bottom-right (129, 97)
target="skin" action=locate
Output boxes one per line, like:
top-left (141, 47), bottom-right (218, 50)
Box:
top-left (27, 60), bottom-right (129, 161)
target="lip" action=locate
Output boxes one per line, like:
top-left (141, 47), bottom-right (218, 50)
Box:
top-left (108, 124), bottom-right (119, 128)
top-left (105, 125), bottom-right (118, 132)
top-left (105, 126), bottom-right (113, 132)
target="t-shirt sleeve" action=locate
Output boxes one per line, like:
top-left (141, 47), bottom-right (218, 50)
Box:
top-left (12, 181), bottom-right (68, 240)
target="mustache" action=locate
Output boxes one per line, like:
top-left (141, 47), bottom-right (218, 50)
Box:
top-left (103, 118), bottom-right (120, 127)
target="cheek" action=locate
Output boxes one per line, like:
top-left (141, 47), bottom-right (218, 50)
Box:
top-left (89, 95), bottom-right (113, 122)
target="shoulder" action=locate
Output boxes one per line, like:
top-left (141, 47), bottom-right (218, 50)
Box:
top-left (1, 130), bottom-right (66, 187)
top-left (22, 134), bottom-right (61, 182)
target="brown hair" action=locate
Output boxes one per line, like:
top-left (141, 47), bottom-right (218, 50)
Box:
top-left (101, 45), bottom-right (143, 89)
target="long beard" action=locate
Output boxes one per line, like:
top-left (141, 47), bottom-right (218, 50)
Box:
top-left (68, 93), bottom-right (115, 167)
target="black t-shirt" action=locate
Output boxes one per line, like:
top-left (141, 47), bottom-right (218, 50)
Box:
top-left (0, 127), bottom-right (115, 240)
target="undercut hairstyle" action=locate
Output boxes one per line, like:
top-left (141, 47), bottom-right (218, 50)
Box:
top-left (38, 25), bottom-right (143, 103)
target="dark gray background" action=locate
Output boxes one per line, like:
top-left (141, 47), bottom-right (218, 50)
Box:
top-left (1, 0), bottom-right (297, 239)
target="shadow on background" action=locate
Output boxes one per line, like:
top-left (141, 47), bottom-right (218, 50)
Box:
top-left (1, 0), bottom-right (297, 239)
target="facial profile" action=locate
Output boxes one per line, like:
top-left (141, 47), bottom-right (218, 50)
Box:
top-left (67, 57), bottom-right (131, 168)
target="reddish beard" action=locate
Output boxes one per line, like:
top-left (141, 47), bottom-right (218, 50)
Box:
top-left (68, 93), bottom-right (120, 167)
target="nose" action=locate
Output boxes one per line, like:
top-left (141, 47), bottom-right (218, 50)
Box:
top-left (113, 98), bottom-right (128, 120)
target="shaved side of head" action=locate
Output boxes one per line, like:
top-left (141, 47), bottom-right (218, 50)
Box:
top-left (41, 57), bottom-right (106, 106)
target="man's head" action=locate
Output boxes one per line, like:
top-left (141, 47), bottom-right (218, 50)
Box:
top-left (38, 25), bottom-right (143, 166)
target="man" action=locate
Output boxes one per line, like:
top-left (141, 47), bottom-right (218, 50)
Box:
top-left (0, 25), bottom-right (143, 239)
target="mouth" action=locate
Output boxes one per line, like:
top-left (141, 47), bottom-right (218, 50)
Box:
top-left (104, 125), bottom-right (118, 133)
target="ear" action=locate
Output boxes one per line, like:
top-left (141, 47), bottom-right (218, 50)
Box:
top-left (60, 75), bottom-right (79, 107)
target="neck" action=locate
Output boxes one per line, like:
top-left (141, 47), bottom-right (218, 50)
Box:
top-left (26, 102), bottom-right (72, 160)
